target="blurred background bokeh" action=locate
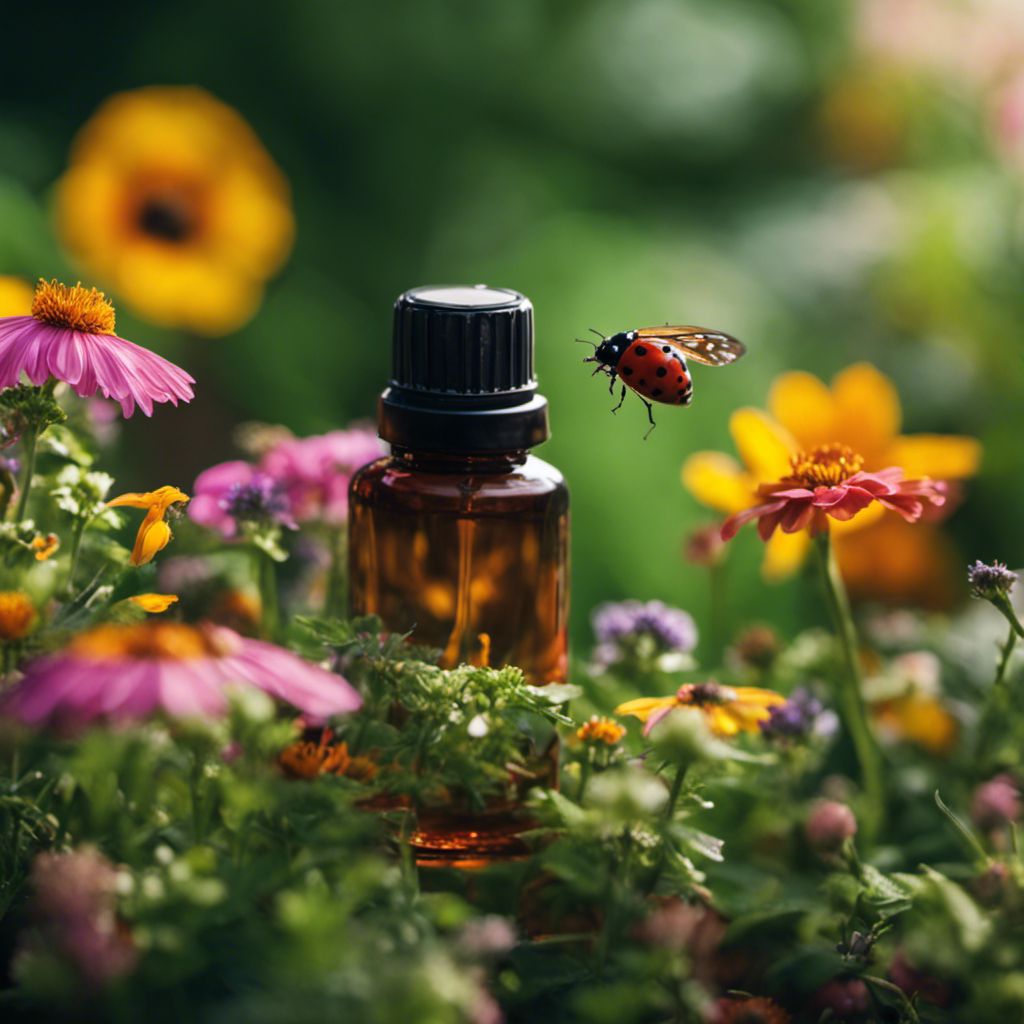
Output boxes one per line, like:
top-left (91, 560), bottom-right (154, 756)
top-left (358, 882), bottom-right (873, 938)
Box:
top-left (2, 0), bottom-right (1022, 663)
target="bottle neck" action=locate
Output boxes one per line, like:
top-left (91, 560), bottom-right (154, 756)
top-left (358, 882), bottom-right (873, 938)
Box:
top-left (390, 446), bottom-right (529, 474)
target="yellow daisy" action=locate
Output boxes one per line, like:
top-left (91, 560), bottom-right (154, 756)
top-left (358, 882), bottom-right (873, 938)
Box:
top-left (682, 362), bottom-right (981, 583)
top-left (616, 681), bottom-right (785, 738)
top-left (56, 87), bottom-right (294, 336)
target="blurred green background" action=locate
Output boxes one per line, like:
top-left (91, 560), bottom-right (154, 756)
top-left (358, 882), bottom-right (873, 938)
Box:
top-left (2, 0), bottom-right (1023, 663)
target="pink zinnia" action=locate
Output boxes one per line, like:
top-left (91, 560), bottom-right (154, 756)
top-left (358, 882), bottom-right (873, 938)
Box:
top-left (0, 280), bottom-right (194, 417)
top-left (721, 444), bottom-right (947, 542)
top-left (2, 621), bottom-right (361, 727)
top-left (259, 428), bottom-right (384, 525)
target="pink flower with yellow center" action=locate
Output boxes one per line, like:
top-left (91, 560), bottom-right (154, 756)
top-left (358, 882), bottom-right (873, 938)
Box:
top-left (682, 362), bottom-right (980, 582)
top-left (2, 621), bottom-right (361, 726)
top-left (721, 444), bottom-right (947, 542)
top-left (107, 485), bottom-right (189, 566)
top-left (0, 280), bottom-right (194, 417)
top-left (616, 681), bottom-right (785, 738)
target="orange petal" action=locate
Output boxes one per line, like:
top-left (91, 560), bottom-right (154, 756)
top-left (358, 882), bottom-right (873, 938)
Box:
top-left (131, 518), bottom-right (172, 566)
top-left (888, 435), bottom-right (982, 480)
top-left (682, 452), bottom-right (757, 514)
top-left (761, 529), bottom-right (811, 582)
top-left (728, 408), bottom-right (796, 479)
top-left (831, 363), bottom-right (901, 465)
top-left (767, 372), bottom-right (837, 452)
top-left (128, 593), bottom-right (179, 612)
top-left (107, 490), bottom-right (162, 509)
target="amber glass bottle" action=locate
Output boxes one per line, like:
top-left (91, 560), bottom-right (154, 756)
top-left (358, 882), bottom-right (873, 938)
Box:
top-left (348, 285), bottom-right (569, 863)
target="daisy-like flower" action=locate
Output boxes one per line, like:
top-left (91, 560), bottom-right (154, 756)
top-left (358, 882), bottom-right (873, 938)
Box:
top-left (721, 444), bottom-right (946, 542)
top-left (616, 681), bottom-right (785, 738)
top-left (683, 362), bottom-right (980, 583)
top-left (1, 621), bottom-right (361, 726)
top-left (107, 485), bottom-right (189, 566)
top-left (0, 280), bottom-right (194, 417)
top-left (56, 87), bottom-right (294, 336)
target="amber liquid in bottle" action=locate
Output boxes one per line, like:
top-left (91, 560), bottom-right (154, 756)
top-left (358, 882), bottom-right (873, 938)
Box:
top-left (349, 448), bottom-right (569, 684)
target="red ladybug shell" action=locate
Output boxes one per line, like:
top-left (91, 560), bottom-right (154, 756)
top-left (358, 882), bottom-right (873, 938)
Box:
top-left (616, 339), bottom-right (693, 406)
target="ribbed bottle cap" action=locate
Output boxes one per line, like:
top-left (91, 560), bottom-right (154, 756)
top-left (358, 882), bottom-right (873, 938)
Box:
top-left (379, 285), bottom-right (550, 451)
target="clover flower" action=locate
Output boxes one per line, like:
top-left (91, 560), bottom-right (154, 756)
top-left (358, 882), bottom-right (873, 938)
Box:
top-left (1, 621), bottom-right (361, 727)
top-left (107, 485), bottom-right (189, 566)
top-left (590, 599), bottom-right (697, 672)
top-left (616, 681), bottom-right (785, 738)
top-left (0, 281), bottom-right (194, 417)
top-left (721, 445), bottom-right (946, 542)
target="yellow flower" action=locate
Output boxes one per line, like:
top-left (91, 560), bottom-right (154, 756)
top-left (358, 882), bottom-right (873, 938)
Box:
top-left (682, 362), bottom-right (981, 582)
top-left (107, 485), bottom-right (189, 566)
top-left (56, 87), bottom-right (294, 336)
top-left (29, 533), bottom-right (60, 561)
top-left (0, 276), bottom-right (34, 316)
top-left (616, 681), bottom-right (785, 738)
top-left (575, 716), bottom-right (626, 746)
top-left (128, 593), bottom-right (179, 613)
top-left (0, 591), bottom-right (37, 642)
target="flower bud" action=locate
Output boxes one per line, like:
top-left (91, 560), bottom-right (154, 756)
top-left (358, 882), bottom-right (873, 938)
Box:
top-left (805, 800), bottom-right (857, 855)
top-left (971, 774), bottom-right (1021, 832)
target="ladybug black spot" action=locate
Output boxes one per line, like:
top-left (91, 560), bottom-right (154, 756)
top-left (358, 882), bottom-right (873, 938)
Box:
top-left (652, 388), bottom-right (663, 397)
top-left (621, 365), bottom-right (634, 376)
top-left (638, 379), bottom-right (646, 386)
top-left (662, 345), bottom-right (671, 353)
top-left (677, 389), bottom-right (687, 397)
top-left (633, 345), bottom-right (647, 357)
top-left (656, 366), bottom-right (667, 378)
top-left (677, 376), bottom-right (683, 383)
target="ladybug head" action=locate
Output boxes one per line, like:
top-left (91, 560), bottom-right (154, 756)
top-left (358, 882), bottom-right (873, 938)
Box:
top-left (594, 332), bottom-right (631, 370)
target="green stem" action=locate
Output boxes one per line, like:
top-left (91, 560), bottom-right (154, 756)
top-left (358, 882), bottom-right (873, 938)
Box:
top-left (995, 627), bottom-right (1017, 689)
top-left (665, 764), bottom-right (687, 820)
top-left (992, 592), bottom-right (1024, 640)
top-left (256, 547), bottom-right (280, 640)
top-left (65, 517), bottom-right (88, 596)
top-left (814, 531), bottom-right (885, 842)
top-left (12, 425), bottom-right (38, 523)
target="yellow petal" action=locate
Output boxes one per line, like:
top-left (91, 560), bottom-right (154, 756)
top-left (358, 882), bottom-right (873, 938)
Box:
top-left (614, 696), bottom-right (675, 722)
top-left (681, 452), bottom-right (756, 514)
top-left (767, 372), bottom-right (837, 452)
top-left (107, 490), bottom-right (162, 509)
top-left (728, 408), bottom-right (797, 479)
top-left (761, 529), bottom-right (811, 582)
top-left (708, 707), bottom-right (741, 736)
top-left (887, 435), bottom-right (982, 480)
top-left (0, 276), bottom-right (34, 316)
top-left (128, 593), bottom-right (179, 613)
top-left (131, 518), bottom-right (172, 567)
top-left (831, 363), bottom-right (901, 466)
top-left (732, 687), bottom-right (787, 707)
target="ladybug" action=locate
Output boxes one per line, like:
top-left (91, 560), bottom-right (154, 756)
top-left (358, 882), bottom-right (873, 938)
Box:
top-left (581, 325), bottom-right (746, 438)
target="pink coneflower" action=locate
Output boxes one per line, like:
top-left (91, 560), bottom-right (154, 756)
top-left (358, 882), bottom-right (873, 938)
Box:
top-left (259, 428), bottom-right (384, 525)
top-left (721, 444), bottom-right (946, 542)
top-left (0, 280), bottom-right (194, 417)
top-left (189, 460), bottom-right (296, 537)
top-left (1, 621), bottom-right (361, 727)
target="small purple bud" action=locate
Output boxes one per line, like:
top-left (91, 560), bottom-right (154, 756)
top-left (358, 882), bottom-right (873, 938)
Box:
top-left (968, 560), bottom-right (1018, 599)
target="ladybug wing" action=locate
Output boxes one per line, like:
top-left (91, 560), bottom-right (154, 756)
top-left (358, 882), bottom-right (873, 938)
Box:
top-left (634, 325), bottom-right (746, 366)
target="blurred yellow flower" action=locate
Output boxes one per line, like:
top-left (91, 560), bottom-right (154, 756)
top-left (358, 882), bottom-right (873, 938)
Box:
top-left (616, 681), bottom-right (785, 738)
top-left (682, 362), bottom-right (981, 584)
top-left (0, 591), bottom-right (36, 642)
top-left (0, 276), bottom-right (34, 316)
top-left (128, 593), bottom-right (179, 613)
top-left (56, 87), bottom-right (294, 336)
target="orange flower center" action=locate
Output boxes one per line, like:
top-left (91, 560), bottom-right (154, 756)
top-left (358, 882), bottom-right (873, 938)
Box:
top-left (68, 622), bottom-right (236, 661)
top-left (31, 280), bottom-right (116, 335)
top-left (785, 444), bottom-right (864, 489)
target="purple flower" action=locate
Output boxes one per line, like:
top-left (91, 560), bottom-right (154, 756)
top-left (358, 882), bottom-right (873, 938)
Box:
top-left (760, 687), bottom-right (824, 741)
top-left (970, 774), bottom-right (1021, 831)
top-left (968, 560), bottom-right (1018, 599)
top-left (592, 600), bottom-right (697, 654)
top-left (259, 427), bottom-right (384, 526)
top-left (189, 461), bottom-right (295, 537)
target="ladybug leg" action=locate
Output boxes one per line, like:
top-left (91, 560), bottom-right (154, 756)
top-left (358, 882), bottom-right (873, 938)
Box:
top-left (611, 384), bottom-right (627, 414)
top-left (639, 397), bottom-right (657, 440)
top-left (607, 371), bottom-right (618, 397)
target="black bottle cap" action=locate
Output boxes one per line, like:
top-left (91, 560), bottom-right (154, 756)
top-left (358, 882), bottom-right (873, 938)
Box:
top-left (379, 284), bottom-right (550, 452)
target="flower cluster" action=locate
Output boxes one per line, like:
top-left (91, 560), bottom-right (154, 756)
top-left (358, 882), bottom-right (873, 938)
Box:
top-left (590, 599), bottom-right (698, 673)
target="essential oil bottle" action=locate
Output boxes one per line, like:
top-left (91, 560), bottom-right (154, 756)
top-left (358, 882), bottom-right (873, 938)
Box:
top-left (348, 284), bottom-right (570, 687)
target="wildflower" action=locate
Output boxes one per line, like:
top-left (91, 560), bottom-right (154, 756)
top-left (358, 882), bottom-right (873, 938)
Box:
top-left (970, 774), bottom-right (1021, 832)
top-left (0, 590), bottom-right (36, 641)
top-left (683, 362), bottom-right (980, 582)
top-left (455, 916), bottom-right (517, 959)
top-left (805, 800), bottom-right (858, 855)
top-left (721, 445), bottom-right (946, 542)
top-left (888, 949), bottom-right (953, 1008)
top-left (590, 599), bottom-right (697, 672)
top-left (575, 716), bottom-right (625, 746)
top-left (279, 730), bottom-right (378, 782)
top-left (127, 594), bottom-right (178, 613)
top-left (2, 621), bottom-right (361, 727)
top-left (709, 996), bottom-right (792, 1024)
top-left (681, 523), bottom-right (726, 567)
top-left (0, 275), bottom-right (33, 316)
top-left (107, 485), bottom-right (189, 566)
top-left (968, 559), bottom-right (1018, 600)
top-left (259, 427), bottom-right (384, 525)
top-left (616, 680), bottom-right (785, 738)
top-left (56, 87), bottom-right (294, 336)
top-left (29, 532), bottom-right (59, 560)
top-left (759, 688), bottom-right (825, 742)
top-left (730, 624), bottom-right (781, 670)
top-left (189, 460), bottom-right (295, 537)
top-left (21, 846), bottom-right (136, 987)
top-left (0, 280), bottom-right (194, 416)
